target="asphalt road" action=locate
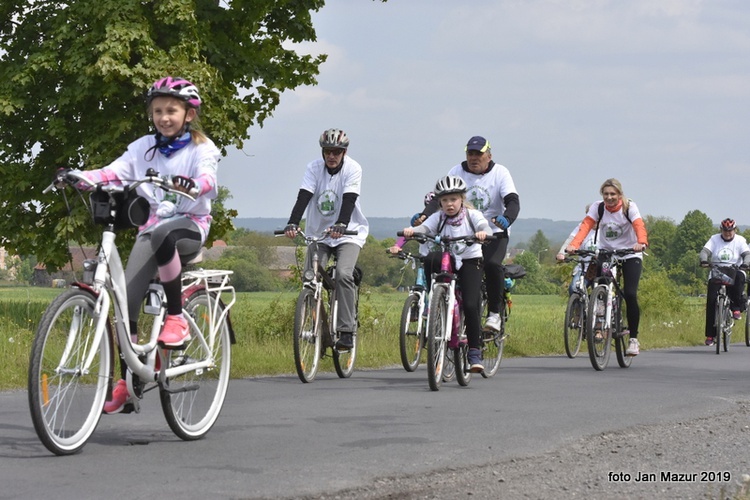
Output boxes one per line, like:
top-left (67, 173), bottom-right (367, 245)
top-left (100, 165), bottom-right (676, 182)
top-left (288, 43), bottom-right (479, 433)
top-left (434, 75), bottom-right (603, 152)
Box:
top-left (2, 343), bottom-right (750, 499)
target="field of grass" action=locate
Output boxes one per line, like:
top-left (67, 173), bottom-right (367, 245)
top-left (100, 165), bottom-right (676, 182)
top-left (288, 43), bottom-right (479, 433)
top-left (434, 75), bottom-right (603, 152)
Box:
top-left (0, 286), bottom-right (712, 390)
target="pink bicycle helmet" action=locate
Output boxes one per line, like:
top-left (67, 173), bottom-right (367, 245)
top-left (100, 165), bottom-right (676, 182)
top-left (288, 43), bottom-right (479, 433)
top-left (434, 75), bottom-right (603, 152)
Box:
top-left (147, 77), bottom-right (202, 108)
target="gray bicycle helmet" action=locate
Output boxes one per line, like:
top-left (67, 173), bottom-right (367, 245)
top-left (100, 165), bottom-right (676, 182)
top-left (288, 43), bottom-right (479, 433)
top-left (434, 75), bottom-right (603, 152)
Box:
top-left (434, 175), bottom-right (467, 196)
top-left (319, 128), bottom-right (350, 149)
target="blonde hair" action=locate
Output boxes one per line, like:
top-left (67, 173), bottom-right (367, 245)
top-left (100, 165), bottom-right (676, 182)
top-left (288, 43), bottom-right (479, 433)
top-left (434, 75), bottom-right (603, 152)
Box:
top-left (600, 178), bottom-right (629, 213)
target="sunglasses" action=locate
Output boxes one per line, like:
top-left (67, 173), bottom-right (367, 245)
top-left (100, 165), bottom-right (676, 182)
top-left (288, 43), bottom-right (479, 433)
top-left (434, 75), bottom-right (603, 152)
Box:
top-left (323, 148), bottom-right (345, 157)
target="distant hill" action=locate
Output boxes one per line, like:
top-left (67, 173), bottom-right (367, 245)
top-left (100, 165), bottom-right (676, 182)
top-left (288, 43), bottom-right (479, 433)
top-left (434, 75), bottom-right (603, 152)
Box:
top-left (234, 217), bottom-right (581, 247)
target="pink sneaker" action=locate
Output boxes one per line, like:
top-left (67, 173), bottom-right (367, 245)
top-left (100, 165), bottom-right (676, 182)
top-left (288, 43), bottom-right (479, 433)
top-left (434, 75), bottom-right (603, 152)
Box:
top-left (158, 315), bottom-right (191, 348)
top-left (103, 379), bottom-right (129, 414)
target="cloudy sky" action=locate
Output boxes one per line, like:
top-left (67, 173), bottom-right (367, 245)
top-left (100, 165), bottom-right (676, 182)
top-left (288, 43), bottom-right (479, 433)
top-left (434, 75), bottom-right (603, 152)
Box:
top-left (220, 0), bottom-right (750, 227)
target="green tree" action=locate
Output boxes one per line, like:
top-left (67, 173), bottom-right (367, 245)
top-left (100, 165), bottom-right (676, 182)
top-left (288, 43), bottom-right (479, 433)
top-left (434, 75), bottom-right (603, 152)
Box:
top-left (662, 210), bottom-right (713, 290)
top-left (527, 230), bottom-right (551, 264)
top-left (0, 0), bottom-right (384, 268)
top-left (643, 215), bottom-right (676, 269)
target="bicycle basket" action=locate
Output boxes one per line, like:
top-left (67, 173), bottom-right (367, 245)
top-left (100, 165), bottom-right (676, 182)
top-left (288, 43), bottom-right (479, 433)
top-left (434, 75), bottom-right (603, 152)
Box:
top-left (709, 266), bottom-right (736, 286)
top-left (90, 188), bottom-right (150, 230)
top-left (504, 263), bottom-right (526, 280)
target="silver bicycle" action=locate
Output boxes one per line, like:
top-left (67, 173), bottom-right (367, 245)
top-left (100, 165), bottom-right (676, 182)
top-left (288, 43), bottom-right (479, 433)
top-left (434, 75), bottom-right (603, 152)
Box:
top-left (28, 169), bottom-right (236, 455)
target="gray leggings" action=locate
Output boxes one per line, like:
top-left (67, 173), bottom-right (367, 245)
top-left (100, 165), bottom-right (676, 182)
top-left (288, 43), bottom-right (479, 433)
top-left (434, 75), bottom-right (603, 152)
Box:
top-left (125, 217), bottom-right (203, 326)
top-left (306, 242), bottom-right (361, 333)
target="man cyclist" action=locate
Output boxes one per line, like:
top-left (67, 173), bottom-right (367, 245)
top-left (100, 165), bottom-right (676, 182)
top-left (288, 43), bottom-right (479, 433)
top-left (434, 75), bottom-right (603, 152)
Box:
top-left (415, 136), bottom-right (520, 331)
top-left (699, 218), bottom-right (750, 346)
top-left (284, 129), bottom-right (368, 350)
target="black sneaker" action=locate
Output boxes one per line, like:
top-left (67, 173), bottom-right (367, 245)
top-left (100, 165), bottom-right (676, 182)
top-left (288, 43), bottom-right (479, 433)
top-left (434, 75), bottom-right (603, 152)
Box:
top-left (336, 332), bottom-right (354, 350)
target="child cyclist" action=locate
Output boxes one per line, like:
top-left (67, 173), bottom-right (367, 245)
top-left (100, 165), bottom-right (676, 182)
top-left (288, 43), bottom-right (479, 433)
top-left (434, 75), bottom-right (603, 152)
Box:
top-left (402, 175), bottom-right (491, 372)
top-left (67, 77), bottom-right (220, 413)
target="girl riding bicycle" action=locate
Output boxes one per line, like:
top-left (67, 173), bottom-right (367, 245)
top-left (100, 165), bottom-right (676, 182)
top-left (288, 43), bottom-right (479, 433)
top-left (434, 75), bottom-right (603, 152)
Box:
top-left (64, 77), bottom-right (220, 413)
top-left (402, 175), bottom-right (490, 372)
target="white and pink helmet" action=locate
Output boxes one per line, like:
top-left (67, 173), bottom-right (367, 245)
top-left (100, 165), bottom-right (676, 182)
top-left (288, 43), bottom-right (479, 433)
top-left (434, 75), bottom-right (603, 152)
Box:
top-left (147, 77), bottom-right (202, 108)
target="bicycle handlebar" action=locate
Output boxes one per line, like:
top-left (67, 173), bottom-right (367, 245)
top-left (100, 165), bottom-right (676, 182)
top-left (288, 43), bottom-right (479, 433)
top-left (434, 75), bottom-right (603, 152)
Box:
top-left (44, 168), bottom-right (196, 202)
top-left (273, 227), bottom-right (358, 238)
top-left (396, 232), bottom-right (496, 244)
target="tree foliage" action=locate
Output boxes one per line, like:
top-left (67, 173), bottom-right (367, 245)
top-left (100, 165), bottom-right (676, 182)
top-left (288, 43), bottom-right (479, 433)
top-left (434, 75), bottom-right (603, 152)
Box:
top-left (0, 0), bottom-right (332, 267)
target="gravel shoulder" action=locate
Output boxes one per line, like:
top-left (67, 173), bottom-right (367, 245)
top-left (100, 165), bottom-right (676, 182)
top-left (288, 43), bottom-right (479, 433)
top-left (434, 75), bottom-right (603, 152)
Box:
top-left (289, 401), bottom-right (750, 500)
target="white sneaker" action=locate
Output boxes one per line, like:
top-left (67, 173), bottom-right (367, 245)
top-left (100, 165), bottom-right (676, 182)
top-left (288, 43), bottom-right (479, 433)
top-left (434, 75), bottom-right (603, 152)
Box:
top-left (625, 338), bottom-right (640, 356)
top-left (484, 313), bottom-right (501, 331)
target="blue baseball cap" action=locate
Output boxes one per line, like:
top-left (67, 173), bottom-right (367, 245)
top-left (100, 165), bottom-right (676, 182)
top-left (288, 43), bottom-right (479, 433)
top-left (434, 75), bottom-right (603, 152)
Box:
top-left (465, 136), bottom-right (490, 152)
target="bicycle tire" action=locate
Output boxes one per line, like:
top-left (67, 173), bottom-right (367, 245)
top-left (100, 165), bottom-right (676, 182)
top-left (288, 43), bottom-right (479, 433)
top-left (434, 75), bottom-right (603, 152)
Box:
top-left (613, 296), bottom-right (632, 368)
top-left (723, 301), bottom-right (731, 353)
top-left (426, 287), bottom-right (448, 391)
top-left (715, 296), bottom-right (726, 355)
top-left (333, 286), bottom-right (358, 378)
top-left (481, 292), bottom-right (504, 378)
top-left (292, 287), bottom-right (322, 382)
top-left (442, 343), bottom-right (456, 382)
top-left (745, 299), bottom-right (750, 347)
top-left (455, 309), bottom-right (472, 386)
top-left (564, 293), bottom-right (585, 359)
top-left (399, 293), bottom-right (424, 372)
top-left (28, 289), bottom-right (113, 456)
top-left (455, 344), bottom-right (472, 386)
top-left (160, 289), bottom-right (231, 440)
top-left (586, 285), bottom-right (611, 371)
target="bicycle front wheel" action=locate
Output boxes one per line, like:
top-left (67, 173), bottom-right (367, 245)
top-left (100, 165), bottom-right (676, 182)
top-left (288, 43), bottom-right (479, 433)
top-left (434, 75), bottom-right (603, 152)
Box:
top-left (564, 293), bottom-right (585, 358)
top-left (745, 302), bottom-right (750, 347)
top-left (455, 310), bottom-right (472, 387)
top-left (586, 285), bottom-right (611, 371)
top-left (399, 292), bottom-right (424, 372)
top-left (426, 287), bottom-right (448, 391)
top-left (160, 289), bottom-right (232, 440)
top-left (28, 289), bottom-right (112, 456)
top-left (292, 288), bottom-right (322, 382)
top-left (715, 296), bottom-right (726, 355)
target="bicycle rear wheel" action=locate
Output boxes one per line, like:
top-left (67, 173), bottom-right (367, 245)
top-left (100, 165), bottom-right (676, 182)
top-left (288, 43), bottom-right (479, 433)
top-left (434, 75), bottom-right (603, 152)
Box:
top-left (292, 288), bottom-right (322, 382)
top-left (161, 289), bottom-right (231, 440)
top-left (586, 285), bottom-right (611, 371)
top-left (28, 289), bottom-right (112, 456)
top-left (564, 293), bottom-right (585, 358)
top-left (455, 309), bottom-right (472, 386)
top-left (426, 287), bottom-right (448, 391)
top-left (333, 288), bottom-right (358, 378)
top-left (613, 297), bottom-right (632, 368)
top-left (478, 290), bottom-right (502, 378)
top-left (399, 292), bottom-right (423, 372)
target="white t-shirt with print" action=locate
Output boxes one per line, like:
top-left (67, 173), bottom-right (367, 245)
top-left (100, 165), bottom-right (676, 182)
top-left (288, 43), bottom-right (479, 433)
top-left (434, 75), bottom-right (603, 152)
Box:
top-left (703, 233), bottom-right (750, 265)
top-left (413, 208), bottom-right (490, 269)
top-left (587, 201), bottom-right (643, 260)
top-left (84, 135), bottom-right (220, 242)
top-left (299, 156), bottom-right (369, 248)
top-left (447, 163), bottom-right (518, 235)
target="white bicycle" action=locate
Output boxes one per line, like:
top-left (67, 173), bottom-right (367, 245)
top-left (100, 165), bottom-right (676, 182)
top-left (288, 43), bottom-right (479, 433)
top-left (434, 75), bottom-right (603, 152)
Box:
top-left (28, 169), bottom-right (236, 455)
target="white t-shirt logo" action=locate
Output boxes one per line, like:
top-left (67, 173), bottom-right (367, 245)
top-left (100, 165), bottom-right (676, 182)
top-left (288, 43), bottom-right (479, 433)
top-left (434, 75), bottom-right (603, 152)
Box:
top-left (467, 186), bottom-right (491, 212)
top-left (603, 222), bottom-right (623, 240)
top-left (317, 189), bottom-right (338, 216)
top-left (718, 248), bottom-right (735, 262)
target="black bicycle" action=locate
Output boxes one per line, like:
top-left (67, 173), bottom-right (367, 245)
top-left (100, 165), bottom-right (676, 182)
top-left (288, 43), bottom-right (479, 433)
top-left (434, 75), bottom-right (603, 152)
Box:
top-left (561, 250), bottom-right (595, 358)
top-left (585, 249), bottom-right (636, 371)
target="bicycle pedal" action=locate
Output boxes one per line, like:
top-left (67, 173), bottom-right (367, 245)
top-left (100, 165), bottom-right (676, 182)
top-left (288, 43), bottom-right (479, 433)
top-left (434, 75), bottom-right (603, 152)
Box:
top-left (119, 402), bottom-right (139, 414)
